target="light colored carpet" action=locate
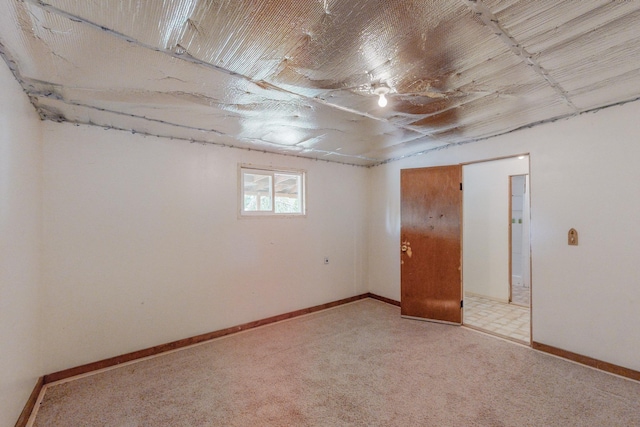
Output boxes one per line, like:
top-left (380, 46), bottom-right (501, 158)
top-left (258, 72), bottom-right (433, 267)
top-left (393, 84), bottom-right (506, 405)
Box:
top-left (33, 299), bottom-right (640, 426)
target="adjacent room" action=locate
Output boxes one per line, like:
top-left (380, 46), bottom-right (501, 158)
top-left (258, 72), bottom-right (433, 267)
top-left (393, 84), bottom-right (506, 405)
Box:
top-left (2, 1), bottom-right (640, 425)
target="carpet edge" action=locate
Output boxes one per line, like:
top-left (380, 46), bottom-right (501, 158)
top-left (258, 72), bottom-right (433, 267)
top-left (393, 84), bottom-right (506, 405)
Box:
top-left (532, 341), bottom-right (640, 382)
top-left (367, 293), bottom-right (401, 307)
top-left (43, 293), bottom-right (374, 384)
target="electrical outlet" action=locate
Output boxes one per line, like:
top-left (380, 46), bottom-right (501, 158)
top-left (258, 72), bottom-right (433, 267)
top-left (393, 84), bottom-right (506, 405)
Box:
top-left (324, 257), bottom-right (329, 264)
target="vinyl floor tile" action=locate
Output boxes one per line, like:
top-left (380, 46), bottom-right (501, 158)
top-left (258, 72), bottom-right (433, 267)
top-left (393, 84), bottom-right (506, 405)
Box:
top-left (464, 294), bottom-right (530, 343)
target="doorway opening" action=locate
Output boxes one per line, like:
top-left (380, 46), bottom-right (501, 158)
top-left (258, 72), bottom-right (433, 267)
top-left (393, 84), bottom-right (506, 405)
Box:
top-left (509, 174), bottom-right (530, 307)
top-left (461, 156), bottom-right (531, 344)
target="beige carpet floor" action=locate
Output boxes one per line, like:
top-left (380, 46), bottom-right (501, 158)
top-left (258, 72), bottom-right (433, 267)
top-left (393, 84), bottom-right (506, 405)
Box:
top-left (32, 299), bottom-right (640, 426)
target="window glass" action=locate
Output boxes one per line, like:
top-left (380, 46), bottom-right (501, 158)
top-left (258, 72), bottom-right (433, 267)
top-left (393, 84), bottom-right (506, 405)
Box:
top-left (243, 172), bottom-right (272, 211)
top-left (240, 167), bottom-right (305, 216)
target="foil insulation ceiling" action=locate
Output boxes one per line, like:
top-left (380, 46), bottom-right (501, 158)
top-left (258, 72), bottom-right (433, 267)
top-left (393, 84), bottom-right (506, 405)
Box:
top-left (1, 0), bottom-right (640, 166)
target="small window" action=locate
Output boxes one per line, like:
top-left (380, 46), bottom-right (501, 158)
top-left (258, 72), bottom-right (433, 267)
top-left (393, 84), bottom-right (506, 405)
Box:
top-left (240, 166), bottom-right (305, 216)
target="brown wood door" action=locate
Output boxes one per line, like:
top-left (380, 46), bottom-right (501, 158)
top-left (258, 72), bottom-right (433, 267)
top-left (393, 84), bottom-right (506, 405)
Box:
top-left (400, 165), bottom-right (462, 324)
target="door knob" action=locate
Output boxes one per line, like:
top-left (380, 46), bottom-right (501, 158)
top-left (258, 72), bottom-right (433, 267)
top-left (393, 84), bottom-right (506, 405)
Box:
top-left (401, 245), bottom-right (408, 252)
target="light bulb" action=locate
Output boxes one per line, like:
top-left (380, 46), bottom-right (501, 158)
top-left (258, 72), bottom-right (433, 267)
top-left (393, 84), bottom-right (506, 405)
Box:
top-left (378, 93), bottom-right (387, 107)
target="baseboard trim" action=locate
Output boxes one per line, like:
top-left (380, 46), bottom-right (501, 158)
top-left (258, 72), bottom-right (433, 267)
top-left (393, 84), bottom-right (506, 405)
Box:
top-left (43, 293), bottom-right (371, 384)
top-left (25, 300), bottom-right (640, 425)
top-left (367, 293), bottom-right (401, 307)
top-left (14, 376), bottom-right (44, 427)
top-left (532, 341), bottom-right (640, 382)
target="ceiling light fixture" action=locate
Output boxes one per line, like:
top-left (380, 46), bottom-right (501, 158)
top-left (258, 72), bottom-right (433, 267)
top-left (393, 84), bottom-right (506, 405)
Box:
top-left (373, 83), bottom-right (390, 108)
top-left (378, 92), bottom-right (388, 107)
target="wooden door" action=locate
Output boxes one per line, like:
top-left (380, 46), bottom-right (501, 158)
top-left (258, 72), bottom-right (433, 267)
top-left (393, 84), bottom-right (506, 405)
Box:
top-left (400, 165), bottom-right (462, 324)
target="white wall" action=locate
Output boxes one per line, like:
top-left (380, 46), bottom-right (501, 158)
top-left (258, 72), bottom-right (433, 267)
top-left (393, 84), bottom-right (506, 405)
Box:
top-left (368, 100), bottom-right (640, 372)
top-left (463, 157), bottom-right (529, 301)
top-left (0, 62), bottom-right (42, 425)
top-left (41, 123), bottom-right (369, 373)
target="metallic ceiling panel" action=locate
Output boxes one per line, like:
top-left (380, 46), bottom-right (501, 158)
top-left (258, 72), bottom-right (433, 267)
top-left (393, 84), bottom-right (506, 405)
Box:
top-left (2, 0), bottom-right (640, 166)
top-left (360, 139), bottom-right (451, 163)
top-left (0, 1), bottom-right (414, 163)
top-left (305, 151), bottom-right (376, 167)
top-left (569, 74), bottom-right (640, 111)
top-left (42, 0), bottom-right (199, 50)
top-left (486, 0), bottom-right (640, 111)
top-left (487, 0), bottom-right (634, 54)
top-left (32, 88), bottom-right (245, 136)
top-left (36, 95), bottom-right (226, 144)
top-left (540, 13), bottom-right (640, 107)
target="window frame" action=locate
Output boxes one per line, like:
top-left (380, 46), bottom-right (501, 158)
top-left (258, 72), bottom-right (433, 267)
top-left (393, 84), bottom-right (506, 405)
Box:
top-left (238, 164), bottom-right (307, 218)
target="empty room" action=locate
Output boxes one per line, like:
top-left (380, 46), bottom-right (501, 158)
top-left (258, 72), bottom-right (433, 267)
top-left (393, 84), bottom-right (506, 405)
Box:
top-left (2, 1), bottom-right (640, 426)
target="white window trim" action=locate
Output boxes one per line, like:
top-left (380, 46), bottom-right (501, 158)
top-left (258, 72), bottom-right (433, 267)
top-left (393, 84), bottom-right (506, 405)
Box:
top-left (238, 164), bottom-right (307, 218)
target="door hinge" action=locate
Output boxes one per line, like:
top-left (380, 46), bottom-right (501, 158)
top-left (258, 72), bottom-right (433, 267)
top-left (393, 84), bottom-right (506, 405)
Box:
top-left (460, 300), bottom-right (464, 308)
top-left (460, 182), bottom-right (463, 190)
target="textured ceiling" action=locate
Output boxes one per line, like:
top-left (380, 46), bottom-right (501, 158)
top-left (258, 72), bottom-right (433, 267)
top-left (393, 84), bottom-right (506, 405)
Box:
top-left (1, 0), bottom-right (640, 166)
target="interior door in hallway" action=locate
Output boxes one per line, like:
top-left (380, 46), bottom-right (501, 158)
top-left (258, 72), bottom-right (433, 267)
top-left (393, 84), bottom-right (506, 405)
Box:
top-left (400, 165), bottom-right (462, 324)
